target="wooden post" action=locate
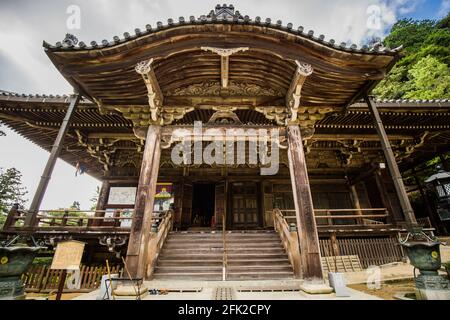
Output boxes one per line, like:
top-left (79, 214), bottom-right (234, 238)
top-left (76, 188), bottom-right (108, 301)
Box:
top-left (330, 233), bottom-right (340, 257)
top-left (365, 95), bottom-right (418, 231)
top-left (90, 180), bottom-right (110, 227)
top-left (349, 185), bottom-right (364, 225)
top-left (55, 270), bottom-right (67, 301)
top-left (125, 125), bottom-right (161, 279)
top-left (412, 168), bottom-right (440, 231)
top-left (287, 125), bottom-right (324, 281)
top-left (373, 170), bottom-right (395, 225)
top-left (3, 203), bottom-right (19, 230)
top-left (24, 94), bottom-right (81, 228)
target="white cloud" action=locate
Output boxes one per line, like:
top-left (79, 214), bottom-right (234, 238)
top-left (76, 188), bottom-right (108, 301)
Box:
top-left (439, 0), bottom-right (450, 17)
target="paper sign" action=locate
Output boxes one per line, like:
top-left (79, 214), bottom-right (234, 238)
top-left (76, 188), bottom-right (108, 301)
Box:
top-left (50, 240), bottom-right (85, 270)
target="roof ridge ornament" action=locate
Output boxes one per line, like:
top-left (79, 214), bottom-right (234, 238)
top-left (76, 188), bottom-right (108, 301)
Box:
top-left (62, 33), bottom-right (78, 47)
top-left (208, 4), bottom-right (243, 20)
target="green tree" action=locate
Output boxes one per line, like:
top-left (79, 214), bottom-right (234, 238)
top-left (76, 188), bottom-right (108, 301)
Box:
top-left (383, 19), bottom-right (436, 54)
top-left (70, 201), bottom-right (81, 210)
top-left (374, 14), bottom-right (450, 99)
top-left (404, 55), bottom-right (450, 99)
top-left (0, 167), bottom-right (28, 228)
top-left (372, 65), bottom-right (409, 99)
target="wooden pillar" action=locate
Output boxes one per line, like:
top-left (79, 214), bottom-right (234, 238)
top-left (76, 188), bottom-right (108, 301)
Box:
top-left (373, 169), bottom-right (395, 225)
top-left (412, 168), bottom-right (439, 231)
top-left (329, 232), bottom-right (340, 257)
top-left (349, 185), bottom-right (364, 225)
top-left (365, 95), bottom-right (418, 231)
top-left (24, 94), bottom-right (81, 228)
top-left (125, 125), bottom-right (161, 279)
top-left (3, 203), bottom-right (19, 230)
top-left (287, 125), bottom-right (324, 281)
top-left (90, 180), bottom-right (110, 227)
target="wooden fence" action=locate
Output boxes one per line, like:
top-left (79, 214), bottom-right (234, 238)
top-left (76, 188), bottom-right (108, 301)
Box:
top-left (319, 237), bottom-right (404, 268)
top-left (21, 265), bottom-right (122, 293)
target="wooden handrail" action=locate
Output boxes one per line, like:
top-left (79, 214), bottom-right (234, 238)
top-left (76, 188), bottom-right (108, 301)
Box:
top-left (275, 207), bottom-right (389, 227)
top-left (146, 210), bottom-right (173, 279)
top-left (272, 208), bottom-right (301, 278)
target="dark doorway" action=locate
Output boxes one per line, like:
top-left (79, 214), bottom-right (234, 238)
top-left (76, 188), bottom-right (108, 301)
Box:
top-left (191, 183), bottom-right (215, 227)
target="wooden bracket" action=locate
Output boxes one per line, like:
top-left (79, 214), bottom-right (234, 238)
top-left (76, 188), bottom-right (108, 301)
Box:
top-left (135, 58), bottom-right (164, 124)
top-left (201, 47), bottom-right (249, 88)
top-left (286, 61), bottom-right (313, 124)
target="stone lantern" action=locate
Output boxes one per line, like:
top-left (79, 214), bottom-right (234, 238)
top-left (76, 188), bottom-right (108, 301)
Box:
top-left (399, 164), bottom-right (450, 300)
top-left (425, 164), bottom-right (450, 223)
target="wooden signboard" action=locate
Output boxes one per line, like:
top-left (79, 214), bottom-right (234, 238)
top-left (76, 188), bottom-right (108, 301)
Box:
top-left (50, 240), bottom-right (85, 300)
top-left (51, 240), bottom-right (85, 270)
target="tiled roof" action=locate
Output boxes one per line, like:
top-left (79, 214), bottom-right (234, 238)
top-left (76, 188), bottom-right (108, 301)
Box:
top-left (1, 90), bottom-right (449, 107)
top-left (42, 4), bottom-right (402, 55)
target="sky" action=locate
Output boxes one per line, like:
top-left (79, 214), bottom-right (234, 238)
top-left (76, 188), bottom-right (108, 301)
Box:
top-left (0, 0), bottom-right (448, 210)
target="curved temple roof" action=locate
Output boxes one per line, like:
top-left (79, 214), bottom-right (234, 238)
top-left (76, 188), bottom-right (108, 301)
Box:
top-left (42, 4), bottom-right (402, 113)
top-left (44, 4), bottom-right (402, 55)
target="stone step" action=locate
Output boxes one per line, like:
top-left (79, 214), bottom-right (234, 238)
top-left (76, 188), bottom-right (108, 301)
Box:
top-left (159, 253), bottom-right (289, 260)
top-left (157, 259), bottom-right (290, 266)
top-left (153, 230), bottom-right (294, 280)
top-left (169, 231), bottom-right (277, 235)
top-left (165, 237), bottom-right (281, 245)
top-left (152, 273), bottom-right (223, 280)
top-left (162, 246), bottom-right (284, 255)
top-left (226, 271), bottom-right (294, 280)
top-left (163, 243), bottom-right (283, 249)
top-left (154, 266), bottom-right (224, 273)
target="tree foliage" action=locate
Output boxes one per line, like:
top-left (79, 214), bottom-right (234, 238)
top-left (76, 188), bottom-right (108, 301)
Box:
top-left (0, 167), bottom-right (28, 228)
top-left (373, 14), bottom-right (450, 99)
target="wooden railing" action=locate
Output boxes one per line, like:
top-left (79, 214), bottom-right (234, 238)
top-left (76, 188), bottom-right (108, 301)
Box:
top-left (22, 264), bottom-right (122, 293)
top-left (146, 210), bottom-right (173, 279)
top-left (3, 209), bottom-right (136, 230)
top-left (272, 208), bottom-right (301, 278)
top-left (278, 208), bottom-right (389, 227)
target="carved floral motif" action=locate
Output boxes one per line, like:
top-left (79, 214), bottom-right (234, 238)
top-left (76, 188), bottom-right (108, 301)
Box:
top-left (167, 81), bottom-right (284, 97)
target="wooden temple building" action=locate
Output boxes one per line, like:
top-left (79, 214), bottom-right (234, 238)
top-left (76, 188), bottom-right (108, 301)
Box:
top-left (1, 5), bottom-right (449, 284)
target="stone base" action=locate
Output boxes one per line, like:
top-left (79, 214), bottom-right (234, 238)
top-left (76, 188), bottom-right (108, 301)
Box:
top-left (0, 278), bottom-right (25, 300)
top-left (415, 288), bottom-right (450, 300)
top-left (300, 280), bottom-right (333, 294)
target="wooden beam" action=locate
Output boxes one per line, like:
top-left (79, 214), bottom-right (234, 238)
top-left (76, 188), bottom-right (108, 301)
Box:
top-left (286, 61), bottom-right (313, 123)
top-left (200, 47), bottom-right (249, 88)
top-left (24, 94), bottom-right (81, 228)
top-left (365, 95), bottom-right (418, 231)
top-left (125, 125), bottom-right (161, 279)
top-left (287, 124), bottom-right (324, 281)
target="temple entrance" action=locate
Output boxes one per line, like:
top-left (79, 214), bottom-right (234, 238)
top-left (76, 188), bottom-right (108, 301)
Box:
top-left (230, 182), bottom-right (261, 229)
top-left (191, 183), bottom-right (215, 229)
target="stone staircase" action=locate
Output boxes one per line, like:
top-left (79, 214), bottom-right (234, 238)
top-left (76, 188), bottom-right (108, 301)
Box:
top-left (152, 230), bottom-right (294, 280)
